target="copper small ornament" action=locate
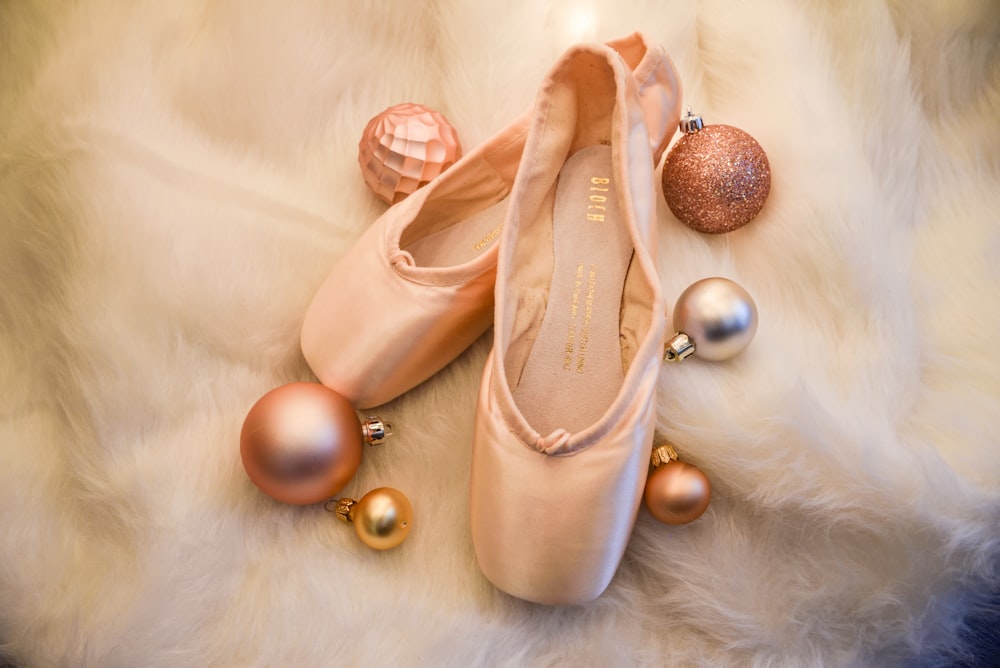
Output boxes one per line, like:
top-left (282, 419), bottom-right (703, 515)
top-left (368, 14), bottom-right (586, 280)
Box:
top-left (643, 443), bottom-right (711, 525)
top-left (661, 109), bottom-right (771, 234)
top-left (358, 102), bottom-right (462, 204)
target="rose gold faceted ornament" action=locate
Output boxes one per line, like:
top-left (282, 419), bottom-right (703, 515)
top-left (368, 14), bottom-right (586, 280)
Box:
top-left (240, 382), bottom-right (392, 505)
top-left (661, 109), bottom-right (771, 234)
top-left (643, 443), bottom-right (711, 525)
top-left (358, 102), bottom-right (462, 204)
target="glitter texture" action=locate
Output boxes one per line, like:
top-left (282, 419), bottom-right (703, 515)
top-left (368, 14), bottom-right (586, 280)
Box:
top-left (661, 124), bottom-right (771, 234)
top-left (359, 103), bottom-right (462, 204)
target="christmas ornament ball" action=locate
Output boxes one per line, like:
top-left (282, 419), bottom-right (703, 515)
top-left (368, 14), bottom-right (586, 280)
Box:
top-left (240, 382), bottom-right (363, 505)
top-left (359, 102), bottom-right (462, 204)
top-left (644, 460), bottom-right (712, 525)
top-left (662, 121), bottom-right (770, 234)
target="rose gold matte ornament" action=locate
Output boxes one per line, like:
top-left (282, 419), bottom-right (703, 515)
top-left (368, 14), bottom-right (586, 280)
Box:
top-left (661, 109), bottom-right (770, 234)
top-left (359, 102), bottom-right (462, 204)
top-left (643, 444), bottom-right (711, 525)
top-left (240, 382), bottom-right (391, 505)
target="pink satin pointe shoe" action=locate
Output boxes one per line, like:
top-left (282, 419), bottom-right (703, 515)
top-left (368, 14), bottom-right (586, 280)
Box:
top-left (470, 43), bottom-right (670, 605)
top-left (300, 33), bottom-right (680, 409)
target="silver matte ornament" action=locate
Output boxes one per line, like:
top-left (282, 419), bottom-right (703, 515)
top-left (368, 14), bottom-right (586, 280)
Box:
top-left (664, 277), bottom-right (758, 362)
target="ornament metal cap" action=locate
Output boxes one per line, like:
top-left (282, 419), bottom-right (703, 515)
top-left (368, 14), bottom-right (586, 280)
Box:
top-left (650, 443), bottom-right (680, 467)
top-left (361, 416), bottom-right (393, 446)
top-left (678, 107), bottom-right (704, 134)
top-left (663, 332), bottom-right (695, 363)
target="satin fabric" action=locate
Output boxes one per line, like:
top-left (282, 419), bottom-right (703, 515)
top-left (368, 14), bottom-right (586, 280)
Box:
top-left (472, 350), bottom-right (662, 605)
top-left (300, 33), bottom-right (680, 410)
top-left (470, 44), bottom-right (671, 605)
top-left (606, 33), bottom-right (682, 164)
top-left (300, 133), bottom-right (519, 408)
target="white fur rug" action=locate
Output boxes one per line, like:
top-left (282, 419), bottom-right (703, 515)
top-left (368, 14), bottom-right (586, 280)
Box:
top-left (2, 1), bottom-right (999, 665)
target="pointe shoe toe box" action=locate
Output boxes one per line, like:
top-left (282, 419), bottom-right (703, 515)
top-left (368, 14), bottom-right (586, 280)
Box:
top-left (301, 215), bottom-right (496, 409)
top-left (470, 352), bottom-right (661, 606)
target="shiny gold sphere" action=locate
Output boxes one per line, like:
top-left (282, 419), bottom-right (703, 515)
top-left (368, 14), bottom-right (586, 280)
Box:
top-left (352, 487), bottom-right (413, 550)
top-left (240, 382), bottom-right (363, 505)
top-left (644, 461), bottom-right (712, 525)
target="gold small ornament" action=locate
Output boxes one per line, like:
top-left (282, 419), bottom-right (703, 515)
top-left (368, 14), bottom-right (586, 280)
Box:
top-left (326, 487), bottom-right (413, 550)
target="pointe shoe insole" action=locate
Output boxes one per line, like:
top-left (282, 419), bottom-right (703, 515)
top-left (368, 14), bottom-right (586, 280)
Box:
top-left (405, 199), bottom-right (507, 268)
top-left (514, 145), bottom-right (633, 435)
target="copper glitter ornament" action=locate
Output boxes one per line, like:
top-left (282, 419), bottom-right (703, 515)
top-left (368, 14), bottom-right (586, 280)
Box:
top-left (358, 102), bottom-right (462, 204)
top-left (661, 109), bottom-right (770, 234)
top-left (240, 383), bottom-right (392, 505)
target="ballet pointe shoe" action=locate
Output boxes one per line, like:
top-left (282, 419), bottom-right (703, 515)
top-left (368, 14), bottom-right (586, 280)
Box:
top-left (300, 33), bottom-right (679, 409)
top-left (470, 43), bottom-right (668, 605)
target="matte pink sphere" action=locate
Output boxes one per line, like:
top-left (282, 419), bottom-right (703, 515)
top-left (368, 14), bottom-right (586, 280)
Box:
top-left (240, 382), bottom-right (362, 505)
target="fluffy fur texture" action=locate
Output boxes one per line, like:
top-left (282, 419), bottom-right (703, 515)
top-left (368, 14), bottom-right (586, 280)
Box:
top-left (2, 1), bottom-right (999, 665)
